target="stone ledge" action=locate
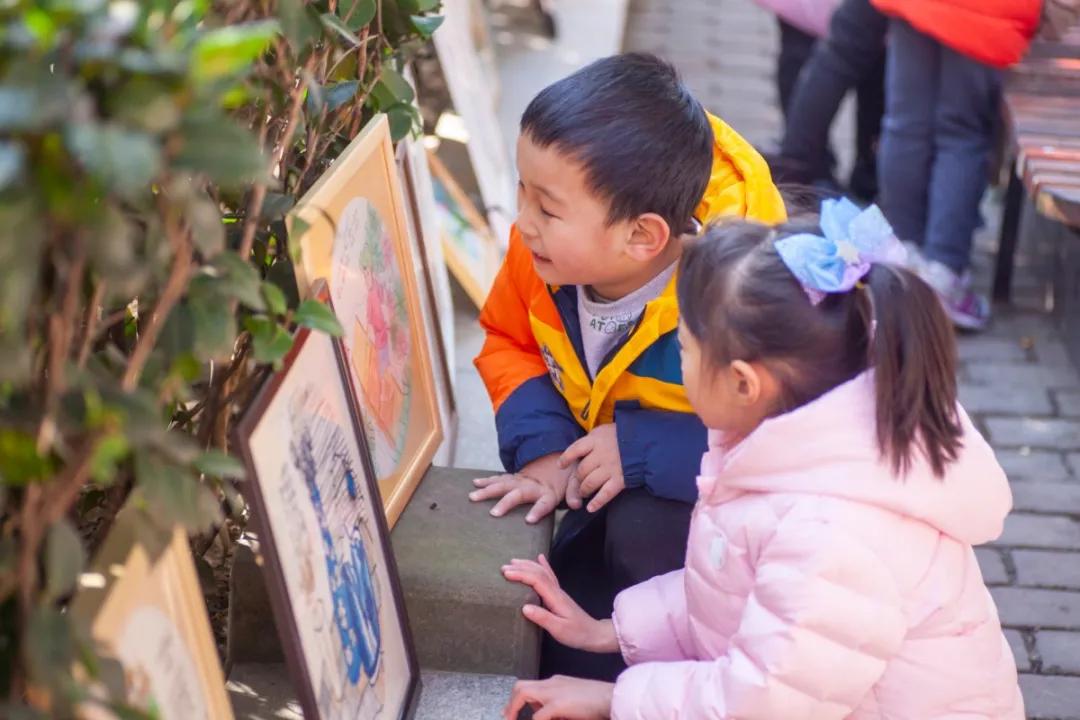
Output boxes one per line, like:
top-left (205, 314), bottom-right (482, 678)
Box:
top-left (391, 466), bottom-right (553, 678)
top-left (228, 466), bottom-right (553, 681)
top-left (227, 663), bottom-right (528, 720)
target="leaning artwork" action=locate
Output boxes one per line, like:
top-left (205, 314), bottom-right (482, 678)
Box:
top-left (235, 306), bottom-right (420, 720)
top-left (289, 114), bottom-right (442, 527)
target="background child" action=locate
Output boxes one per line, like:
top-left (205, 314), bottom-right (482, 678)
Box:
top-left (470, 53), bottom-right (786, 680)
top-left (872, 0), bottom-right (1042, 329)
top-left (502, 200), bottom-right (1022, 719)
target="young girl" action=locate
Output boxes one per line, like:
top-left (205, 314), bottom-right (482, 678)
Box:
top-left (501, 199), bottom-right (1023, 719)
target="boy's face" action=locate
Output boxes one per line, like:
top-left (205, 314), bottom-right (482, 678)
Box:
top-left (515, 134), bottom-right (650, 293)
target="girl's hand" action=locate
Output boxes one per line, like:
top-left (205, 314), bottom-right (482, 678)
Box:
top-left (502, 555), bottom-right (619, 654)
top-left (504, 676), bottom-right (614, 720)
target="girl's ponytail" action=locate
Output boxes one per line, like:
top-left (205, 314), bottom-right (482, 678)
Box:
top-left (863, 264), bottom-right (963, 477)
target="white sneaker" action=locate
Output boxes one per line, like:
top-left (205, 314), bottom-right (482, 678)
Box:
top-left (916, 258), bottom-right (991, 331)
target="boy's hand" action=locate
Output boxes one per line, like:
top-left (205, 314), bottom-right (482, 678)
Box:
top-left (469, 453), bottom-right (582, 524)
top-left (504, 676), bottom-right (614, 720)
top-left (560, 424), bottom-right (625, 513)
top-left (502, 554), bottom-right (618, 654)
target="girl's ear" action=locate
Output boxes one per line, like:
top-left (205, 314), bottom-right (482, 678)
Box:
top-left (729, 360), bottom-right (763, 406)
top-left (624, 213), bottom-right (671, 262)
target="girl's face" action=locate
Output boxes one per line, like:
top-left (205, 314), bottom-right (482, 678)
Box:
top-left (678, 323), bottom-right (781, 444)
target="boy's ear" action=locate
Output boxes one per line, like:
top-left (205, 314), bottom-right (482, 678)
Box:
top-left (624, 213), bottom-right (671, 262)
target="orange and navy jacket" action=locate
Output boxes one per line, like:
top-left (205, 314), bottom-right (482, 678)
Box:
top-left (475, 114), bottom-right (787, 502)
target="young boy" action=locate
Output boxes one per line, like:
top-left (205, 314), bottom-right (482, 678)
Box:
top-left (470, 53), bottom-right (786, 680)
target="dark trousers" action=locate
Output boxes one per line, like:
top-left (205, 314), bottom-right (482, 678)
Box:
top-left (539, 488), bottom-right (693, 681)
top-left (777, 0), bottom-right (888, 201)
top-left (878, 18), bottom-right (1001, 273)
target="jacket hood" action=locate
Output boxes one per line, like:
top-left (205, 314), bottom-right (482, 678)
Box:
top-left (696, 112), bottom-right (788, 226)
top-left (699, 372), bottom-right (1012, 544)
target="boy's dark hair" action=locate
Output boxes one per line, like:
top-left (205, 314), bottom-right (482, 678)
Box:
top-left (520, 52), bottom-right (714, 236)
top-left (677, 219), bottom-right (963, 478)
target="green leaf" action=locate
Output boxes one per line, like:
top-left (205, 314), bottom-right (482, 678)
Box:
top-left (294, 300), bottom-right (343, 336)
top-left (320, 12), bottom-right (361, 45)
top-left (279, 0), bottom-right (323, 49)
top-left (88, 204), bottom-right (146, 297)
top-left (374, 66), bottom-right (415, 107)
top-left (0, 142), bottom-right (25, 192)
top-left (189, 285), bottom-right (238, 361)
top-left (191, 20), bottom-right (280, 85)
top-left (108, 78), bottom-right (181, 134)
top-left (305, 77), bottom-right (326, 114)
top-left (246, 316), bottom-right (295, 363)
top-left (0, 430), bottom-right (52, 485)
top-left (45, 519), bottom-right (85, 602)
top-left (325, 81), bottom-right (359, 111)
top-left (211, 252), bottom-right (265, 310)
top-left (89, 433), bottom-right (130, 485)
top-left (397, 0), bottom-right (439, 10)
top-left (410, 14), bottom-right (444, 38)
top-left (260, 192), bottom-right (296, 220)
top-left (341, 0), bottom-right (377, 30)
top-left (187, 192), bottom-right (225, 258)
top-left (26, 607), bottom-right (73, 691)
top-left (266, 258), bottom-right (301, 310)
top-left (66, 124), bottom-right (161, 198)
top-left (262, 281), bottom-right (288, 315)
top-left (174, 112), bottom-right (268, 191)
top-left (194, 450), bottom-right (246, 479)
top-left (134, 450), bottom-right (221, 532)
top-left (386, 104), bottom-right (415, 141)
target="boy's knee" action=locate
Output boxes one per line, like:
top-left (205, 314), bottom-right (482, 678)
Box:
top-left (603, 489), bottom-right (693, 591)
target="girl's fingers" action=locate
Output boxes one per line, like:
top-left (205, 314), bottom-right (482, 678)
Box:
top-left (521, 603), bottom-right (562, 635)
top-left (504, 681), bottom-right (543, 720)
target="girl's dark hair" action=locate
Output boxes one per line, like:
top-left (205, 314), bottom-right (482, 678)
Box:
top-left (677, 219), bottom-right (963, 478)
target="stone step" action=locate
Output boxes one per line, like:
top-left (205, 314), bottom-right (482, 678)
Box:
top-left (227, 663), bottom-right (527, 720)
top-left (392, 466), bottom-right (553, 678)
top-left (228, 466), bottom-right (553, 679)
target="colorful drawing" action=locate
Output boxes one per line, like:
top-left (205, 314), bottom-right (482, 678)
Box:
top-left (236, 319), bottom-right (418, 719)
top-left (425, 150), bottom-right (501, 309)
top-left (331, 199), bottom-right (412, 479)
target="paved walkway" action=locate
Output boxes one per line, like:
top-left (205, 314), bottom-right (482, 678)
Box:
top-left (626, 1), bottom-right (1080, 717)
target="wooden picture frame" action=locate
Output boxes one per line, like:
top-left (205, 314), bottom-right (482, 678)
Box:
top-left (288, 115), bottom-right (442, 527)
top-left (432, 0), bottom-right (515, 244)
top-left (395, 138), bottom-right (458, 465)
top-left (426, 149), bottom-right (502, 309)
top-left (71, 509), bottom-right (234, 720)
top-left (234, 291), bottom-right (421, 720)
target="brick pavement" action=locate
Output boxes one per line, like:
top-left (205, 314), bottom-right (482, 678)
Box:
top-left (625, 1), bottom-right (1080, 716)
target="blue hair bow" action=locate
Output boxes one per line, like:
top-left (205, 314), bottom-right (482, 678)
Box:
top-left (775, 198), bottom-right (905, 305)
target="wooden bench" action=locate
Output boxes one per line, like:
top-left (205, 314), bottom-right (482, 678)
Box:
top-left (993, 27), bottom-right (1080, 301)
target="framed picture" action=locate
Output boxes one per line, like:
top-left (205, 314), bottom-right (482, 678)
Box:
top-left (396, 138), bottom-right (458, 465)
top-left (289, 115), bottom-right (442, 527)
top-left (432, 0), bottom-right (515, 244)
top-left (234, 299), bottom-right (421, 720)
top-left (426, 149), bottom-right (502, 309)
top-left (71, 509), bottom-right (234, 720)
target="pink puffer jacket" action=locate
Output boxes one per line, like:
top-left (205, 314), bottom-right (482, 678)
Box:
top-left (610, 373), bottom-right (1023, 719)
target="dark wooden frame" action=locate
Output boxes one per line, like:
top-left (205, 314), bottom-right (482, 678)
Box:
top-left (234, 283), bottom-right (421, 720)
top-left (395, 139), bottom-right (459, 460)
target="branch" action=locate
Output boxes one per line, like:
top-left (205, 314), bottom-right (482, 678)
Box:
top-left (77, 281), bottom-right (106, 368)
top-left (39, 247), bottom-right (86, 451)
top-left (121, 194), bottom-right (193, 392)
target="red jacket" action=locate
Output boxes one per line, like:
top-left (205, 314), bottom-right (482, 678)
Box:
top-left (872, 0), bottom-right (1042, 68)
